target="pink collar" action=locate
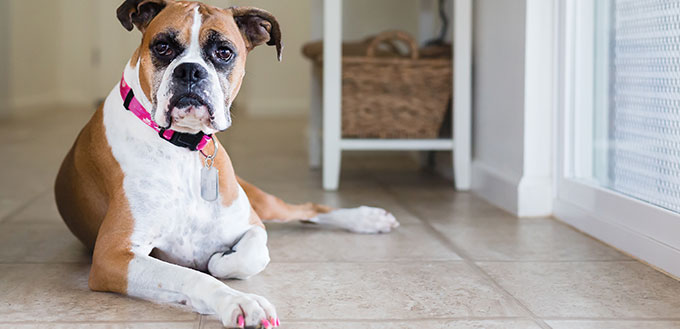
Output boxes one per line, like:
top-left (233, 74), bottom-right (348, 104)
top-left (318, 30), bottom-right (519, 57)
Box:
top-left (119, 74), bottom-right (212, 151)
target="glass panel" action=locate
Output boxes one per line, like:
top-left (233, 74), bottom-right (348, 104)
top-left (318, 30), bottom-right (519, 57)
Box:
top-left (589, 0), bottom-right (680, 213)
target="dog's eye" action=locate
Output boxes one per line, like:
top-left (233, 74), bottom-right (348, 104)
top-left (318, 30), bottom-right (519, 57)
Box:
top-left (154, 43), bottom-right (173, 57)
top-left (214, 47), bottom-right (233, 62)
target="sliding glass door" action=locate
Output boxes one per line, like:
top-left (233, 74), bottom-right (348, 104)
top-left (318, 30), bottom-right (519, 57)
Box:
top-left (555, 0), bottom-right (680, 278)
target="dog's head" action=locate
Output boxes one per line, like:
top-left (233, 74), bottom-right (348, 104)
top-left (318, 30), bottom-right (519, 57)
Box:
top-left (117, 0), bottom-right (282, 134)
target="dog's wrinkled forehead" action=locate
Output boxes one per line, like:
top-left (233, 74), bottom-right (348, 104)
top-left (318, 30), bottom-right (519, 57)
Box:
top-left (118, 0), bottom-right (282, 62)
top-left (134, 2), bottom-right (248, 75)
top-left (142, 3), bottom-right (246, 55)
top-left (118, 0), bottom-right (283, 101)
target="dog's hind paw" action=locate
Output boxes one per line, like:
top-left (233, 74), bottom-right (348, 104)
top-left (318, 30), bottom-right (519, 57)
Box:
top-left (313, 206), bottom-right (400, 234)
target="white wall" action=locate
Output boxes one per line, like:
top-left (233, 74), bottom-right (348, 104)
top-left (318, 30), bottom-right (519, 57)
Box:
top-left (342, 1), bottom-right (420, 40)
top-left (471, 0), bottom-right (554, 217)
top-left (8, 0), bottom-right (63, 113)
top-left (471, 0), bottom-right (527, 213)
top-left (3, 0), bottom-right (100, 118)
top-left (0, 1), bottom-right (9, 119)
top-left (91, 0), bottom-right (147, 98)
top-left (227, 0), bottom-right (312, 117)
top-left (58, 0), bottom-right (97, 106)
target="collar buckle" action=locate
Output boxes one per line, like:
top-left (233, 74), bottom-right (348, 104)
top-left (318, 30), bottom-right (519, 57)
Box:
top-left (158, 128), bottom-right (206, 151)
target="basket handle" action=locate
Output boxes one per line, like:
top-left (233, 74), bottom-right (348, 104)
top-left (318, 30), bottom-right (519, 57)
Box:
top-left (366, 30), bottom-right (419, 60)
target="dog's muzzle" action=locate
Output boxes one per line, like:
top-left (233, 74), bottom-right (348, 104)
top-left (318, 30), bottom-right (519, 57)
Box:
top-left (166, 63), bottom-right (215, 130)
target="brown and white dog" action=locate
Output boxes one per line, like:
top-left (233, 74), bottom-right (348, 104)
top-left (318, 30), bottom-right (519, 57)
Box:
top-left (54, 1), bottom-right (398, 328)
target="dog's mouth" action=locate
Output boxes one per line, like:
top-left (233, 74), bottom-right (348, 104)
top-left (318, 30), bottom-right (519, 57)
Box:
top-left (166, 93), bottom-right (215, 133)
top-left (169, 93), bottom-right (209, 110)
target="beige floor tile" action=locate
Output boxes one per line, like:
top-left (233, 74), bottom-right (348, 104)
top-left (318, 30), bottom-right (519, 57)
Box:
top-left (0, 190), bottom-right (49, 224)
top-left (0, 199), bottom-right (24, 223)
top-left (4, 108), bottom-right (679, 327)
top-left (0, 109), bottom-right (88, 224)
top-left (478, 261), bottom-right (680, 318)
top-left (0, 323), bottom-right (197, 329)
top-left (266, 223), bottom-right (460, 262)
top-left (545, 320), bottom-right (680, 329)
top-left (0, 223), bottom-right (89, 263)
top-left (0, 264), bottom-right (197, 322)
top-left (5, 192), bottom-right (62, 224)
top-left (201, 319), bottom-right (544, 329)
top-left (224, 262), bottom-right (527, 320)
top-left (402, 194), bottom-right (516, 222)
top-left (430, 218), bottom-right (628, 261)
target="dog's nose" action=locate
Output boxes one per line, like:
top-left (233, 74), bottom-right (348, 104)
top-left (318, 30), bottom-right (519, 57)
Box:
top-left (173, 63), bottom-right (208, 85)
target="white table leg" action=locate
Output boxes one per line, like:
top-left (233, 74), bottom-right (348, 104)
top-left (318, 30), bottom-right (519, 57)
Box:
top-left (309, 65), bottom-right (322, 169)
top-left (453, 0), bottom-right (472, 190)
top-left (322, 0), bottom-right (342, 190)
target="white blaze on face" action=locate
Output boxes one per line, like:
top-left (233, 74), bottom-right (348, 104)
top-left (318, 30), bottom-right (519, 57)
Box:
top-left (154, 7), bottom-right (230, 134)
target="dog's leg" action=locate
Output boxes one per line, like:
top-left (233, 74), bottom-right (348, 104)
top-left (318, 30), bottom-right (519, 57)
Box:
top-left (90, 208), bottom-right (277, 328)
top-left (208, 226), bottom-right (270, 280)
top-left (127, 254), bottom-right (277, 327)
top-left (237, 177), bottom-right (399, 234)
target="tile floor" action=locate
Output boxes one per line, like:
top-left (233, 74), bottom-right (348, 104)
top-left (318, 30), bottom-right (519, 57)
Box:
top-left (1, 106), bottom-right (680, 329)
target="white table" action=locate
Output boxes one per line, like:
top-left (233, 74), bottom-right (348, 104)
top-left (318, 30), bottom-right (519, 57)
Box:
top-left (309, 0), bottom-right (472, 191)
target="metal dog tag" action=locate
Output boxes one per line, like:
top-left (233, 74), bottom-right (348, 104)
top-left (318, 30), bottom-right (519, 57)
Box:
top-left (200, 165), bottom-right (219, 201)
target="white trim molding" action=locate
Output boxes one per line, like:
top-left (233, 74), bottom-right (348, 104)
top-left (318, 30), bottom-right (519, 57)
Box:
top-left (518, 0), bottom-right (555, 217)
top-left (472, 160), bottom-right (554, 217)
top-left (555, 194), bottom-right (680, 278)
top-left (472, 161), bottom-right (522, 215)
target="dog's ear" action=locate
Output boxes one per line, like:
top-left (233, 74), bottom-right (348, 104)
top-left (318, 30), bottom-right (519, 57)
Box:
top-left (230, 7), bottom-right (283, 61)
top-left (117, 0), bottom-right (170, 32)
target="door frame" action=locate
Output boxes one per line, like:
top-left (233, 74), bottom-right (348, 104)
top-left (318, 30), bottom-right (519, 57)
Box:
top-left (553, 0), bottom-right (680, 278)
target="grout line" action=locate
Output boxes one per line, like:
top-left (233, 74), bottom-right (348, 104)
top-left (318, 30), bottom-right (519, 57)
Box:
top-left (0, 258), bottom-right (638, 265)
top-left (541, 317), bottom-right (680, 321)
top-left (0, 320), bottom-right (199, 324)
top-left (378, 183), bottom-right (554, 329)
top-left (0, 262), bottom-right (91, 265)
top-left (261, 316), bottom-right (537, 323)
top-left (0, 188), bottom-right (51, 225)
top-left (197, 314), bottom-right (205, 329)
top-left (268, 259), bottom-right (463, 264)
top-left (470, 259), bottom-right (638, 263)
top-left (272, 317), bottom-right (532, 322)
top-left (0, 259), bottom-right (642, 266)
top-left (4, 317), bottom-right (680, 325)
top-left (0, 317), bottom-right (541, 325)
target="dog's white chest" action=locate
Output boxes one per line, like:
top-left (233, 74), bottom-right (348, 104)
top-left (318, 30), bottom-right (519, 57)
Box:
top-left (102, 87), bottom-right (253, 271)
top-left (147, 182), bottom-right (252, 271)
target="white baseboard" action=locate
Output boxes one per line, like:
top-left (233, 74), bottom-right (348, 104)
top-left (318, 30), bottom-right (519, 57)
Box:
top-left (472, 160), bottom-right (521, 215)
top-left (517, 175), bottom-right (553, 217)
top-left (472, 160), bottom-right (554, 217)
top-left (554, 198), bottom-right (680, 279)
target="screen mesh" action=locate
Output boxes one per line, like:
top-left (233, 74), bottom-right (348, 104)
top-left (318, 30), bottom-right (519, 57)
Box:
top-left (610, 0), bottom-right (680, 213)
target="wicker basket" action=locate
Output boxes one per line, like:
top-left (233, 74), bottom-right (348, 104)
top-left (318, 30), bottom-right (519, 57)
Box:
top-left (303, 30), bottom-right (452, 139)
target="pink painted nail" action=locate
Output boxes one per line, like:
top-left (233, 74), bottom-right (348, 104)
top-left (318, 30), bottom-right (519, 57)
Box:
top-left (262, 319), bottom-right (271, 328)
top-left (237, 315), bottom-right (244, 327)
top-left (276, 318), bottom-right (281, 326)
top-left (269, 317), bottom-right (277, 327)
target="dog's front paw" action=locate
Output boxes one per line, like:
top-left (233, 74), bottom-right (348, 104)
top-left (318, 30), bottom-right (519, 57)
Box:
top-left (317, 206), bottom-right (400, 234)
top-left (216, 293), bottom-right (279, 328)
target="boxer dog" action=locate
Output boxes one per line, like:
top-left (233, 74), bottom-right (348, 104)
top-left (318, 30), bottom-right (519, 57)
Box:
top-left (54, 1), bottom-right (399, 328)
